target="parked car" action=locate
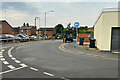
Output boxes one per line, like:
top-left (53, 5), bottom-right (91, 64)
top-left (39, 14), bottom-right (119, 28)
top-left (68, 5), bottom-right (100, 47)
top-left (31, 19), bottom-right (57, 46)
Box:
top-left (30, 36), bottom-right (37, 39)
top-left (23, 34), bottom-right (30, 39)
top-left (0, 35), bottom-right (15, 39)
top-left (63, 34), bottom-right (73, 43)
top-left (15, 34), bottom-right (27, 39)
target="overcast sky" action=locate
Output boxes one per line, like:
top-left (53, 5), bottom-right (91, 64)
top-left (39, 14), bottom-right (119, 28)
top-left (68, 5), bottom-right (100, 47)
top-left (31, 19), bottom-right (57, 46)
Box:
top-left (0, 0), bottom-right (119, 28)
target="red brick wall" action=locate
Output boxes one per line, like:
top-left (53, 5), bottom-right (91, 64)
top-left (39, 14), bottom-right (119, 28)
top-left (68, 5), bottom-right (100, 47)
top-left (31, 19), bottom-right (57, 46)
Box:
top-left (46, 31), bottom-right (53, 38)
top-left (19, 27), bottom-right (36, 36)
top-left (31, 27), bottom-right (36, 36)
top-left (0, 21), bottom-right (12, 35)
top-left (77, 33), bottom-right (90, 42)
top-left (46, 28), bottom-right (56, 39)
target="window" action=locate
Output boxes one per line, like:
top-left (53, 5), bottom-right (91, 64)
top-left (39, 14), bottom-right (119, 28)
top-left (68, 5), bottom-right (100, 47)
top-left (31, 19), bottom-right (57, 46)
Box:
top-left (26, 30), bottom-right (28, 33)
top-left (21, 30), bottom-right (23, 33)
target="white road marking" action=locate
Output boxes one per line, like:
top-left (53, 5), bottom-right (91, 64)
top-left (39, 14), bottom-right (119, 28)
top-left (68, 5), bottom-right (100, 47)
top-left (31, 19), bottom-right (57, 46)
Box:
top-left (0, 58), bottom-right (5, 61)
top-left (0, 54), bottom-right (2, 56)
top-left (0, 56), bottom-right (3, 58)
top-left (9, 55), bottom-right (13, 58)
top-left (20, 64), bottom-right (28, 67)
top-left (8, 47), bottom-right (14, 58)
top-left (14, 60), bottom-right (21, 63)
top-left (3, 61), bottom-right (9, 64)
top-left (7, 65), bottom-right (16, 69)
top-left (61, 77), bottom-right (70, 80)
top-left (1, 50), bottom-right (4, 52)
top-left (11, 57), bottom-right (16, 60)
top-left (44, 72), bottom-right (54, 76)
top-left (0, 66), bottom-right (25, 74)
top-left (30, 67), bottom-right (38, 71)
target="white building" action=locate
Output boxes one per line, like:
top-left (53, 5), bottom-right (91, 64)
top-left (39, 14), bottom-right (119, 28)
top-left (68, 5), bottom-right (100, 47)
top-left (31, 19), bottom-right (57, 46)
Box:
top-left (94, 8), bottom-right (120, 53)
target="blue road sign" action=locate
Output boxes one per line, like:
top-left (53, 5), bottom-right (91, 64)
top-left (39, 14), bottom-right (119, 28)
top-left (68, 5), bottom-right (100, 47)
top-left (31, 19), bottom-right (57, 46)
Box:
top-left (74, 22), bottom-right (79, 28)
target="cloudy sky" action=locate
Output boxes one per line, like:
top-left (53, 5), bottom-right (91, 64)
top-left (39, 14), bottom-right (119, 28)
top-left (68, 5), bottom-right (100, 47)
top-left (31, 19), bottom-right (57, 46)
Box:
top-left (0, 0), bottom-right (119, 28)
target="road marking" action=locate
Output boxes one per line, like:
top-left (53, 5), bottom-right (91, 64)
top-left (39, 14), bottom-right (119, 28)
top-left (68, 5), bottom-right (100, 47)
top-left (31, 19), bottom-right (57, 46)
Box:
top-left (1, 50), bottom-right (4, 52)
top-left (20, 64), bottom-right (28, 67)
top-left (14, 60), bottom-right (21, 63)
top-left (30, 67), bottom-right (38, 71)
top-left (0, 66), bottom-right (25, 74)
top-left (0, 52), bottom-right (2, 54)
top-left (61, 77), bottom-right (70, 80)
top-left (3, 61), bottom-right (9, 64)
top-left (0, 56), bottom-right (3, 58)
top-left (0, 53), bottom-right (2, 56)
top-left (8, 48), bottom-right (13, 58)
top-left (11, 57), bottom-right (16, 60)
top-left (0, 58), bottom-right (5, 61)
top-left (7, 65), bottom-right (16, 69)
top-left (44, 72), bottom-right (54, 76)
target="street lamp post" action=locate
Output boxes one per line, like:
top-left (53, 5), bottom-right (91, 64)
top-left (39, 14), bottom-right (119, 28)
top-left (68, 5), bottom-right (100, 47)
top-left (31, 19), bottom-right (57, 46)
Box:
top-left (45, 11), bottom-right (54, 40)
top-left (35, 17), bottom-right (39, 30)
top-left (3, 9), bottom-right (6, 20)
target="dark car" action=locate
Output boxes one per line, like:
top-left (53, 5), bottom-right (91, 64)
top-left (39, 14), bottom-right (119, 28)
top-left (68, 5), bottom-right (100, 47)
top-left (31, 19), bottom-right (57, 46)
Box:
top-left (63, 34), bottom-right (73, 43)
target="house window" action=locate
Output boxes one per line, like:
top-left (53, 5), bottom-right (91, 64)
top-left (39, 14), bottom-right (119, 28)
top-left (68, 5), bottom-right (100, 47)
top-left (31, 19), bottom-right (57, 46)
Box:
top-left (26, 30), bottom-right (28, 33)
top-left (21, 30), bottom-right (23, 33)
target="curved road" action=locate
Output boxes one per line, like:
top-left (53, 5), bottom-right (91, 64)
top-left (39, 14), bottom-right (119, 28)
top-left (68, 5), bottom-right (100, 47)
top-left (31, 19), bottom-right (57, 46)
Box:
top-left (1, 40), bottom-right (118, 79)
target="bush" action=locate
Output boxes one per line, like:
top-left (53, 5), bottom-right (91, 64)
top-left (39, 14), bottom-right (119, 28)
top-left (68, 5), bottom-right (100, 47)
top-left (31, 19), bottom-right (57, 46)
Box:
top-left (79, 30), bottom-right (94, 33)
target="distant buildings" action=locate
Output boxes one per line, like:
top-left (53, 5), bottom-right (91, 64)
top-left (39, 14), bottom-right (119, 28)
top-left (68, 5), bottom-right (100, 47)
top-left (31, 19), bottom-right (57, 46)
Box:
top-left (0, 20), bottom-right (12, 35)
top-left (0, 20), bottom-right (56, 39)
top-left (19, 23), bottom-right (36, 36)
top-left (38, 28), bottom-right (56, 39)
top-left (12, 27), bottom-right (20, 35)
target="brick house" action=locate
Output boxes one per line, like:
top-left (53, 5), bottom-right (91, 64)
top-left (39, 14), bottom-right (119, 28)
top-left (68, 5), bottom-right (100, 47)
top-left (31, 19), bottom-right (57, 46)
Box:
top-left (77, 33), bottom-right (90, 42)
top-left (88, 27), bottom-right (94, 31)
top-left (12, 27), bottom-right (20, 35)
top-left (0, 20), bottom-right (12, 35)
top-left (38, 28), bottom-right (56, 39)
top-left (19, 23), bottom-right (36, 36)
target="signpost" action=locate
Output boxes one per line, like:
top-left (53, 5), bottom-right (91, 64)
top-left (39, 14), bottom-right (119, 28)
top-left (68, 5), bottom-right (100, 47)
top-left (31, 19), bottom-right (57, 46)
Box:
top-left (74, 22), bottom-right (79, 47)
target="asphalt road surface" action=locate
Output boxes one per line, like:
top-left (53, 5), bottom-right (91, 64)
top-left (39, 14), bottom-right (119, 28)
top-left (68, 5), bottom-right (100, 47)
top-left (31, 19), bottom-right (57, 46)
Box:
top-left (0, 40), bottom-right (118, 80)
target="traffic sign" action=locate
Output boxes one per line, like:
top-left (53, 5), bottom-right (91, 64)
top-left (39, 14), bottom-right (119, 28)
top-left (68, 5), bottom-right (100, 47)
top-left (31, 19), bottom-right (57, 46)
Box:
top-left (74, 22), bottom-right (79, 28)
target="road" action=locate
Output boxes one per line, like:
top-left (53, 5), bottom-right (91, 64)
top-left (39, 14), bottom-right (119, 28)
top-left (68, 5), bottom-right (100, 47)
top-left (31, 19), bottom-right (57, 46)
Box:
top-left (0, 40), bottom-right (118, 80)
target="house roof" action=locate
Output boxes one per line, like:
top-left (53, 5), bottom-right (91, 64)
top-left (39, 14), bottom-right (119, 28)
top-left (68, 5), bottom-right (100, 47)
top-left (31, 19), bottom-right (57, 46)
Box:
top-left (12, 27), bottom-right (20, 32)
top-left (0, 20), bottom-right (13, 28)
top-left (38, 28), bottom-right (55, 31)
top-left (93, 8), bottom-right (120, 28)
top-left (20, 26), bottom-right (34, 29)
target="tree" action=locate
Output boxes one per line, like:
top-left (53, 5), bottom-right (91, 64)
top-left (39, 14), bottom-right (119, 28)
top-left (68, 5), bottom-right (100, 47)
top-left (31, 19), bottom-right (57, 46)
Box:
top-left (55, 24), bottom-right (64, 34)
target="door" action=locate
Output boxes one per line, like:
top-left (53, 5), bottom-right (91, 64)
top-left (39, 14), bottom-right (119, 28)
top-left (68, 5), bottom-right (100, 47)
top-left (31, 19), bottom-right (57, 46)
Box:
top-left (111, 27), bottom-right (120, 52)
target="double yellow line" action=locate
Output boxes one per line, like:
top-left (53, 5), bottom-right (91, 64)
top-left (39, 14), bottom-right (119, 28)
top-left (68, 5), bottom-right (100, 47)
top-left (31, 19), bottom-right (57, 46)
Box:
top-left (58, 43), bottom-right (119, 61)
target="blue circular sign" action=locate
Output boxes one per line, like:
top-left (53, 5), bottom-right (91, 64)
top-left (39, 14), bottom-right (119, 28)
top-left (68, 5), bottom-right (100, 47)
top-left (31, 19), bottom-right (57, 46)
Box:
top-left (74, 22), bottom-right (79, 28)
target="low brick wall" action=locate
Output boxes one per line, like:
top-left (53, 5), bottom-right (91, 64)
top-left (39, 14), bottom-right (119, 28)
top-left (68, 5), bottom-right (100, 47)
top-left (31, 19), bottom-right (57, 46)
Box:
top-left (77, 33), bottom-right (90, 42)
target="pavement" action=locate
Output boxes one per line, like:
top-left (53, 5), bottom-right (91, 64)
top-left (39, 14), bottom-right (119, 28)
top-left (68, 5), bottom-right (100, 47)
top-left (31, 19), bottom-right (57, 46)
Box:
top-left (63, 42), bottom-right (119, 60)
top-left (0, 40), bottom-right (119, 80)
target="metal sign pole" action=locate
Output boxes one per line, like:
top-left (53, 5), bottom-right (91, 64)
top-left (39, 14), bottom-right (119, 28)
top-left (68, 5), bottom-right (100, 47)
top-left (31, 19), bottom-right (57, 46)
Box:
top-left (76, 27), bottom-right (78, 47)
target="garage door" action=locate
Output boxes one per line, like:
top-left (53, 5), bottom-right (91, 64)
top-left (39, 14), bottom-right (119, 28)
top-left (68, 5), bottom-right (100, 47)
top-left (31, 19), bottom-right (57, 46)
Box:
top-left (111, 27), bottom-right (120, 52)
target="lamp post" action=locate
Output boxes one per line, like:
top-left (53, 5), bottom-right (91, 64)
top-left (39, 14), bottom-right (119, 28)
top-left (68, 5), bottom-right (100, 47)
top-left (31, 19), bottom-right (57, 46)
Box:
top-left (45, 10), bottom-right (54, 40)
top-left (3, 9), bottom-right (6, 20)
top-left (35, 17), bottom-right (39, 30)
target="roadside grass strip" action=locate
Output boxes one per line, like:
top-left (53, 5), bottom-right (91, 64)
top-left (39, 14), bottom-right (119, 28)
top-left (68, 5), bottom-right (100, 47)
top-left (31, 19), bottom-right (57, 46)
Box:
top-left (59, 43), bottom-right (119, 60)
